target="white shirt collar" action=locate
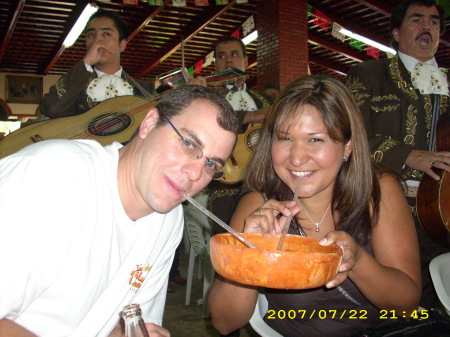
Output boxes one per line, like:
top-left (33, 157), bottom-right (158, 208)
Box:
top-left (226, 83), bottom-right (247, 92)
top-left (94, 67), bottom-right (123, 78)
top-left (398, 51), bottom-right (438, 73)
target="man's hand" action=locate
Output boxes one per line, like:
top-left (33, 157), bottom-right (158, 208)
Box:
top-left (405, 149), bottom-right (450, 180)
top-left (145, 323), bottom-right (170, 337)
top-left (108, 319), bottom-right (170, 337)
top-left (83, 41), bottom-right (114, 67)
top-left (187, 76), bottom-right (207, 87)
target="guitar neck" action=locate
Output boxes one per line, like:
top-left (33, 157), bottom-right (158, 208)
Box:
top-left (204, 68), bottom-right (246, 87)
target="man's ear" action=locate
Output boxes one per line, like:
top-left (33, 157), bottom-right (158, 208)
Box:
top-left (392, 29), bottom-right (400, 42)
top-left (244, 56), bottom-right (248, 69)
top-left (139, 108), bottom-right (159, 139)
top-left (119, 39), bottom-right (127, 53)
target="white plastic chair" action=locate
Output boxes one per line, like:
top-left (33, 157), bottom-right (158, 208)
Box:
top-left (249, 293), bottom-right (283, 337)
top-left (429, 252), bottom-right (450, 316)
top-left (183, 199), bottom-right (214, 318)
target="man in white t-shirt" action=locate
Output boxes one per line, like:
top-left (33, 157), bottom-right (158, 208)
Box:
top-left (0, 85), bottom-right (238, 337)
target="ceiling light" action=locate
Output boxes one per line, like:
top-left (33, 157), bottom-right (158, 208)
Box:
top-left (63, 3), bottom-right (99, 48)
top-left (242, 31), bottom-right (258, 45)
top-left (339, 28), bottom-right (396, 55)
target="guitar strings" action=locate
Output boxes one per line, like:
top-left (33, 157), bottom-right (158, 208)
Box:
top-left (72, 99), bottom-right (160, 140)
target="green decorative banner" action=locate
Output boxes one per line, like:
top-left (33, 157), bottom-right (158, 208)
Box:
top-left (350, 38), bottom-right (363, 51)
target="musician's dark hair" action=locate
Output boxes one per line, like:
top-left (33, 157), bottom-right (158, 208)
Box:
top-left (242, 75), bottom-right (384, 246)
top-left (390, 0), bottom-right (446, 51)
top-left (155, 85), bottom-right (239, 134)
top-left (86, 10), bottom-right (128, 42)
top-left (214, 36), bottom-right (247, 58)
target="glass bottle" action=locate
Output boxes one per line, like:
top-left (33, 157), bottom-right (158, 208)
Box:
top-left (122, 303), bottom-right (150, 337)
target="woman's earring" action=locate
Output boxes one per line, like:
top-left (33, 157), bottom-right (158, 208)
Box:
top-left (343, 157), bottom-right (348, 162)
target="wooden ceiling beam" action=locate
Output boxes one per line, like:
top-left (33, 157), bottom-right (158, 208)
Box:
top-left (308, 34), bottom-right (371, 63)
top-left (309, 56), bottom-right (348, 76)
top-left (0, 0), bottom-right (26, 63)
top-left (358, 0), bottom-right (392, 17)
top-left (127, 0), bottom-right (171, 42)
top-left (38, 0), bottom-right (90, 75)
top-left (134, 0), bottom-right (237, 78)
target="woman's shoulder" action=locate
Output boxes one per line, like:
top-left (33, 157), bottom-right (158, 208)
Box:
top-left (377, 171), bottom-right (403, 191)
top-left (238, 191), bottom-right (265, 206)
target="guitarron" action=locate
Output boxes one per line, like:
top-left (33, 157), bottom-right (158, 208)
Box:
top-left (416, 111), bottom-right (450, 247)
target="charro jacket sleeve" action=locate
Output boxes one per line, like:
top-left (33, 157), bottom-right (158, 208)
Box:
top-left (346, 60), bottom-right (414, 174)
top-left (39, 61), bottom-right (95, 119)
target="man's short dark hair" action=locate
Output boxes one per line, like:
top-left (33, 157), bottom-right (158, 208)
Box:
top-left (390, 0), bottom-right (446, 51)
top-left (86, 10), bottom-right (128, 42)
top-left (155, 85), bottom-right (239, 134)
top-left (213, 36), bottom-right (247, 58)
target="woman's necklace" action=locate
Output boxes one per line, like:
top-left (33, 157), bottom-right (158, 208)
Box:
top-left (300, 201), bottom-right (332, 232)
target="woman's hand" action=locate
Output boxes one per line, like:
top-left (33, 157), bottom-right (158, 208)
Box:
top-left (318, 231), bottom-right (363, 288)
top-left (243, 200), bottom-right (300, 237)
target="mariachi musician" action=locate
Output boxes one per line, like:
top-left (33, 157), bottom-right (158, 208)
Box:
top-left (346, 0), bottom-right (449, 309)
top-left (188, 36), bottom-right (273, 229)
top-left (40, 10), bottom-right (155, 120)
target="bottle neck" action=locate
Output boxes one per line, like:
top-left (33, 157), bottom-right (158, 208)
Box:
top-left (122, 304), bottom-right (149, 337)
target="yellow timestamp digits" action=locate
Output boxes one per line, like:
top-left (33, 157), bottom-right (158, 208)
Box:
top-left (379, 309), bottom-right (429, 319)
top-left (266, 309), bottom-right (368, 320)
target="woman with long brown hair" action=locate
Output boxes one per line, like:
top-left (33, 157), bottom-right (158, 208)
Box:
top-left (208, 75), bottom-right (421, 337)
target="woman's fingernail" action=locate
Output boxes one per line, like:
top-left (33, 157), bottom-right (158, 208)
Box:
top-left (319, 238), bottom-right (327, 245)
top-left (326, 281), bottom-right (335, 288)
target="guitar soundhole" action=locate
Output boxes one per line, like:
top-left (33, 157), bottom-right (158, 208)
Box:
top-left (246, 127), bottom-right (262, 151)
top-left (87, 113), bottom-right (132, 136)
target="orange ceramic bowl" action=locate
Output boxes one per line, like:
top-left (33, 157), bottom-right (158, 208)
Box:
top-left (210, 233), bottom-right (343, 289)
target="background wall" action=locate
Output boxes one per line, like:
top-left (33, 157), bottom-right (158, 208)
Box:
top-left (0, 73), bottom-right (60, 121)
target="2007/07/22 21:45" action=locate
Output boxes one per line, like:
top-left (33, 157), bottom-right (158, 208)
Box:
top-left (266, 309), bottom-right (429, 320)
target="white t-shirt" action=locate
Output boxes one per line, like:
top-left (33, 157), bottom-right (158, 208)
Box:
top-left (0, 139), bottom-right (183, 337)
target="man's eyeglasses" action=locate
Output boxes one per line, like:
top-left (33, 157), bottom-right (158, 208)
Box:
top-left (165, 117), bottom-right (224, 180)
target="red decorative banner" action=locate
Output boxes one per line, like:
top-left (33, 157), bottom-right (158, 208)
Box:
top-left (313, 10), bottom-right (331, 31)
top-left (195, 0), bottom-right (209, 5)
top-left (367, 45), bottom-right (380, 59)
top-left (195, 59), bottom-right (204, 74)
top-left (123, 0), bottom-right (138, 3)
top-left (231, 28), bottom-right (240, 38)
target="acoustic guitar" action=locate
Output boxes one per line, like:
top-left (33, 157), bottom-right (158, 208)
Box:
top-left (0, 96), bottom-right (155, 159)
top-left (416, 111), bottom-right (449, 247)
top-left (0, 68), bottom-right (246, 160)
top-left (218, 122), bottom-right (264, 186)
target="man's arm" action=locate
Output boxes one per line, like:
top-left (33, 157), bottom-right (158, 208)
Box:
top-left (39, 60), bottom-right (95, 119)
top-left (0, 319), bottom-right (38, 337)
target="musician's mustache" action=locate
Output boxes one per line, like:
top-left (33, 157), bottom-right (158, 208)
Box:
top-left (415, 32), bottom-right (433, 41)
